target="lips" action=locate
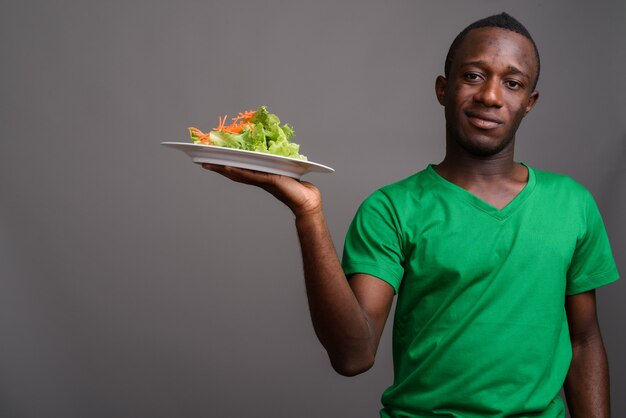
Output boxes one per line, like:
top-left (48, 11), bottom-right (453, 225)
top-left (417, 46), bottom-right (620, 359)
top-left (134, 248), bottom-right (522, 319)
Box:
top-left (465, 111), bottom-right (503, 130)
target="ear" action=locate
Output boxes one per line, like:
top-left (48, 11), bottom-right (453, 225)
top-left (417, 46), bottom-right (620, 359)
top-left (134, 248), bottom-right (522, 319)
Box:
top-left (435, 76), bottom-right (447, 106)
top-left (524, 90), bottom-right (539, 115)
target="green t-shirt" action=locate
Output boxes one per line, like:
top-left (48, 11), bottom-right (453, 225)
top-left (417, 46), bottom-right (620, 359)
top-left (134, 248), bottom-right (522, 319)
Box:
top-left (341, 163), bottom-right (619, 418)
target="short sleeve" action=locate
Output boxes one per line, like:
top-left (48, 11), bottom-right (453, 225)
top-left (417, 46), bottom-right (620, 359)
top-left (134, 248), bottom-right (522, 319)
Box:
top-left (341, 190), bottom-right (405, 293)
top-left (566, 191), bottom-right (620, 295)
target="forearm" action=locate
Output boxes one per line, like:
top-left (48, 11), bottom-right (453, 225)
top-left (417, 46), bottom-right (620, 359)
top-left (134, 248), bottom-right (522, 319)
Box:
top-left (563, 334), bottom-right (610, 417)
top-left (295, 211), bottom-right (374, 375)
top-left (199, 165), bottom-right (379, 374)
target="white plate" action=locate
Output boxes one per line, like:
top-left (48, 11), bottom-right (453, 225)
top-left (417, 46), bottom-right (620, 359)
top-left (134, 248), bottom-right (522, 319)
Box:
top-left (161, 142), bottom-right (334, 179)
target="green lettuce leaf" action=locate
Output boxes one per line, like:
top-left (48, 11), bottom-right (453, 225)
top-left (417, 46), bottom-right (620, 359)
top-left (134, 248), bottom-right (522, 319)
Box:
top-left (215, 131), bottom-right (247, 149)
top-left (190, 105), bottom-right (306, 160)
top-left (240, 124), bottom-right (268, 153)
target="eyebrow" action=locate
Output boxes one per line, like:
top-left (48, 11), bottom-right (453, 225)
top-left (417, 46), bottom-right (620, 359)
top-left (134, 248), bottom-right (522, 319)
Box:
top-left (460, 60), bottom-right (531, 80)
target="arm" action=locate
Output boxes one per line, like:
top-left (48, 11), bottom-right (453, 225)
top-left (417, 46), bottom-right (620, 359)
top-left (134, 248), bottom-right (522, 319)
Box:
top-left (563, 290), bottom-right (610, 417)
top-left (203, 164), bottom-right (395, 376)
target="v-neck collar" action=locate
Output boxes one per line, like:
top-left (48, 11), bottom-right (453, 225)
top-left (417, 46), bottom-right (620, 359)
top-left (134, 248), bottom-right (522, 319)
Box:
top-left (426, 162), bottom-right (536, 221)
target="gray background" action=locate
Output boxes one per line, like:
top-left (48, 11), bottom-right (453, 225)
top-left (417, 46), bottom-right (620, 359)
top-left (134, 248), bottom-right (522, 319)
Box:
top-left (1, 0), bottom-right (624, 417)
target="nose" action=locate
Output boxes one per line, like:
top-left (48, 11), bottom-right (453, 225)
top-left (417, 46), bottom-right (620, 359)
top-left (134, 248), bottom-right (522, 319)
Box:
top-left (473, 78), bottom-right (503, 108)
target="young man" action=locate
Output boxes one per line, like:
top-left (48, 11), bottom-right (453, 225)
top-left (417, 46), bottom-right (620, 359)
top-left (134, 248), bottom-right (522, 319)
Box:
top-left (203, 13), bottom-right (619, 418)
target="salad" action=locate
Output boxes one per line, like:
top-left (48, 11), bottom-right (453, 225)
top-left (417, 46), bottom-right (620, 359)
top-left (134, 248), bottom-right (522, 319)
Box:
top-left (188, 106), bottom-right (306, 160)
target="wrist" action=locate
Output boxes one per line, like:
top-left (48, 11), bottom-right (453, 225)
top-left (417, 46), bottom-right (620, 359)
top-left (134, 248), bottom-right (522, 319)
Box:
top-left (294, 206), bottom-right (325, 226)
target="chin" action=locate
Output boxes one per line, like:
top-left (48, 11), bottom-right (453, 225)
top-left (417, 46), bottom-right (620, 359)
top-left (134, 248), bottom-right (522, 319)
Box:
top-left (458, 135), bottom-right (513, 157)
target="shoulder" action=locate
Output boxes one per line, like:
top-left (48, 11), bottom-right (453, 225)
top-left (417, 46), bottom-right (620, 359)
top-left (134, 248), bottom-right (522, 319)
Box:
top-left (531, 165), bottom-right (594, 200)
top-left (373, 166), bottom-right (435, 202)
top-left (532, 166), bottom-right (583, 189)
top-left (358, 169), bottom-right (433, 219)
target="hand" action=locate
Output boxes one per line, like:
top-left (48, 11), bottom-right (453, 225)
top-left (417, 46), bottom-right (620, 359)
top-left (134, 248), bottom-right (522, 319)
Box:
top-left (202, 164), bottom-right (322, 217)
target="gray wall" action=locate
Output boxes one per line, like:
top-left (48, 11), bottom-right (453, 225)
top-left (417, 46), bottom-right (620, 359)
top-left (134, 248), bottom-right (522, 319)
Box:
top-left (1, 1), bottom-right (624, 417)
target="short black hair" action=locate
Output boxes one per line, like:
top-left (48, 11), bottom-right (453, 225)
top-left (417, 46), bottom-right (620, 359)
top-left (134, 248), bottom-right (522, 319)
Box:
top-left (444, 12), bottom-right (540, 90)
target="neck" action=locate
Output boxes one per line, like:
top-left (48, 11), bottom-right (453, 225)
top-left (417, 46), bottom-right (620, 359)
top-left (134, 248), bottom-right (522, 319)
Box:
top-left (435, 136), bottom-right (525, 185)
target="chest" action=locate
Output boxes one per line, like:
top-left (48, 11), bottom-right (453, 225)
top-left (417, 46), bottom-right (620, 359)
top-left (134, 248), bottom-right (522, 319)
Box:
top-left (465, 183), bottom-right (527, 210)
top-left (399, 199), bottom-right (582, 294)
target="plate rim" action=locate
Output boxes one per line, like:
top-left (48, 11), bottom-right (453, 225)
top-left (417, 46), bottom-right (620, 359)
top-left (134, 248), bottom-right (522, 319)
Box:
top-left (160, 141), bottom-right (335, 173)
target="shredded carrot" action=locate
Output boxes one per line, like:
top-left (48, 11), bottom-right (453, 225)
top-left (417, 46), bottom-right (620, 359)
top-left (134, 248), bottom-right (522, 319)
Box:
top-left (221, 121), bottom-right (252, 134)
top-left (189, 127), bottom-right (203, 137)
top-left (214, 115), bottom-right (229, 132)
top-left (214, 110), bottom-right (257, 134)
top-left (189, 127), bottom-right (212, 144)
top-left (231, 110), bottom-right (256, 124)
top-left (190, 109), bottom-right (258, 144)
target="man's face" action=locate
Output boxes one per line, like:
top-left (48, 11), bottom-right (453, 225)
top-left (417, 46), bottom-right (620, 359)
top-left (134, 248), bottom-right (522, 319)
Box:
top-left (436, 27), bottom-right (539, 157)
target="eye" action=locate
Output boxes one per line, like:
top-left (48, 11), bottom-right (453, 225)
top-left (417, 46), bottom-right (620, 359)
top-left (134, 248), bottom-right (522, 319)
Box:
top-left (505, 80), bottom-right (523, 90)
top-left (463, 72), bottom-right (482, 82)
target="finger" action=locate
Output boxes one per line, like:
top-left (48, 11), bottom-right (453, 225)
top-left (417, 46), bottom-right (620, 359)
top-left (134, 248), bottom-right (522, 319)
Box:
top-left (201, 163), bottom-right (222, 171)
top-left (202, 163), bottom-right (258, 175)
top-left (202, 163), bottom-right (275, 185)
